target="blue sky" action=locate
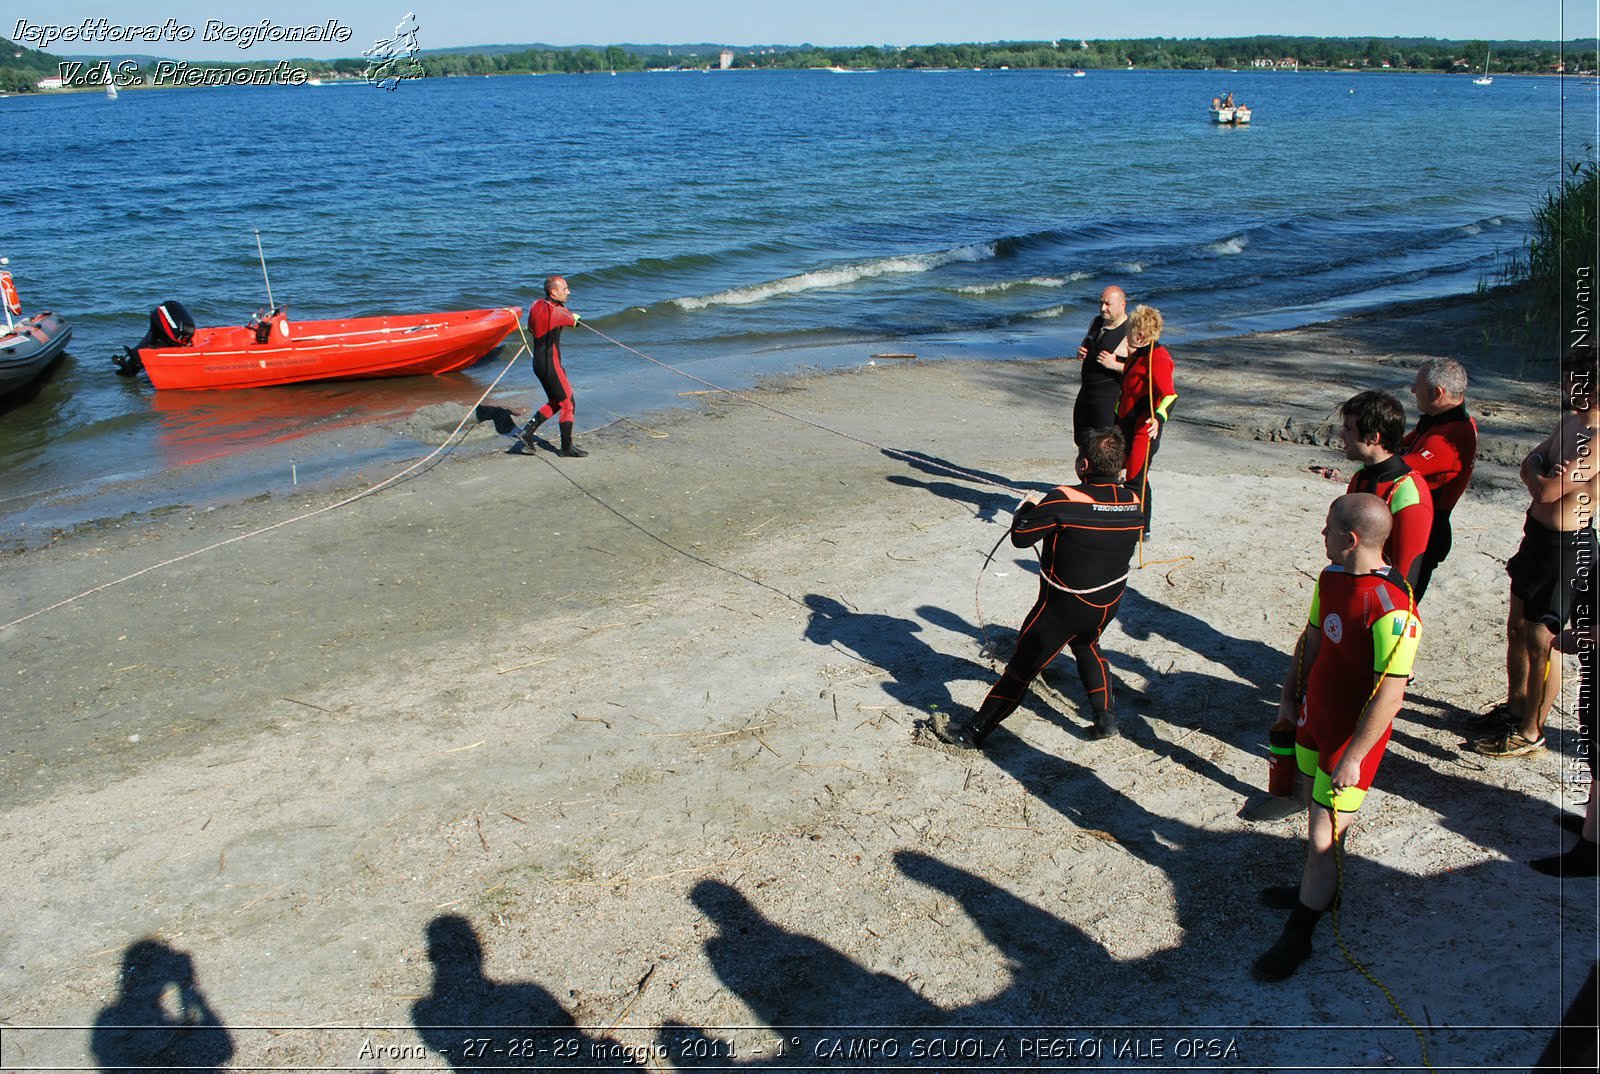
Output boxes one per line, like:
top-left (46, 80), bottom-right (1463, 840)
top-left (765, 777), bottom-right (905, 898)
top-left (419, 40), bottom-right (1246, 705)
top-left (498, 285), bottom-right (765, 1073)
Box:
top-left (13, 1), bottom-right (1599, 60)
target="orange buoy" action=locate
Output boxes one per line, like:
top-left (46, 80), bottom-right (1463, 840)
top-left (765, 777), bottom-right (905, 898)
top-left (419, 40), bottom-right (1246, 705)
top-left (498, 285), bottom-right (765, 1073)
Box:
top-left (0, 271), bottom-right (20, 316)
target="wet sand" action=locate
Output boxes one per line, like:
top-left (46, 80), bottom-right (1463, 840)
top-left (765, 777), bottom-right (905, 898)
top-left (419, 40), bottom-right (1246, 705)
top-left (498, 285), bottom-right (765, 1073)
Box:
top-left (0, 290), bottom-right (1589, 1071)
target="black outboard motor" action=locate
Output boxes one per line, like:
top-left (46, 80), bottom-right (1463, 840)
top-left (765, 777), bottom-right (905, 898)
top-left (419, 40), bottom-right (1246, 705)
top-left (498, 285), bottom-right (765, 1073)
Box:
top-left (114, 300), bottom-right (196, 376)
top-left (144, 301), bottom-right (196, 347)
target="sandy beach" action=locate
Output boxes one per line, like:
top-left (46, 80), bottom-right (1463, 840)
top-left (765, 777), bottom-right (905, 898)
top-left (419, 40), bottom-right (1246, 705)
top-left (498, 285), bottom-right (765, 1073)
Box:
top-left (0, 291), bottom-right (1590, 1071)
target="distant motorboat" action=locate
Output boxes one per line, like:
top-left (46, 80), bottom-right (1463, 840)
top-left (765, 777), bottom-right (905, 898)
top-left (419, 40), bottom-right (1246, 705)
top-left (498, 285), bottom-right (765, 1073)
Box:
top-left (307, 77), bottom-right (324, 87)
top-left (1072, 69), bottom-right (1087, 77)
top-left (1209, 97), bottom-right (1251, 124)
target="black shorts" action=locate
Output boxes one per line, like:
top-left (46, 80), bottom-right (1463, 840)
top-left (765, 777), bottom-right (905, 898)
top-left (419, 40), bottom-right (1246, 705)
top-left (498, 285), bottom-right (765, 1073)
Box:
top-left (1507, 515), bottom-right (1597, 630)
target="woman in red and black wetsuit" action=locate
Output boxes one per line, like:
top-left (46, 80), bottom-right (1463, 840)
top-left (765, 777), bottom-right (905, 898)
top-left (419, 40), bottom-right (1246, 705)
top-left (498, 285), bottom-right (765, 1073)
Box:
top-left (1116, 304), bottom-right (1177, 537)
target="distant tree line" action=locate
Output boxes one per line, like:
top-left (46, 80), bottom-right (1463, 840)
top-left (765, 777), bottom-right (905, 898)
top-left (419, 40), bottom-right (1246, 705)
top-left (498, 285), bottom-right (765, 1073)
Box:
top-left (418, 35), bottom-right (1595, 76)
top-left (4, 34), bottom-right (1596, 92)
top-left (727, 36), bottom-right (1593, 74)
top-left (404, 36), bottom-right (1600, 76)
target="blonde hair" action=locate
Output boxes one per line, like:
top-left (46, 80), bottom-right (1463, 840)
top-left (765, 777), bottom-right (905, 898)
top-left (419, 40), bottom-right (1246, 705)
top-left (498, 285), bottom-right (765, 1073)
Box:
top-left (1129, 304), bottom-right (1164, 344)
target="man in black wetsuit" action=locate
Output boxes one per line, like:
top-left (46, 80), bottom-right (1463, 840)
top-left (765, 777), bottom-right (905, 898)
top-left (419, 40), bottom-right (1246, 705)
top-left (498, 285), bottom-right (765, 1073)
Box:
top-left (932, 426), bottom-right (1146, 747)
top-left (1072, 286), bottom-right (1131, 448)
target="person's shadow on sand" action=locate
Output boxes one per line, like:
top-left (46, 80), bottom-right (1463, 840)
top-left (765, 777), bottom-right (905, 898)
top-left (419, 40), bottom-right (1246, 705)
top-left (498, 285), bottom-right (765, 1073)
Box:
top-left (91, 939), bottom-right (234, 1074)
top-left (916, 598), bottom-right (1259, 798)
top-left (661, 765), bottom-right (1560, 1068)
top-left (803, 595), bottom-right (993, 714)
top-left (883, 450), bottom-right (1057, 526)
top-left (473, 404), bottom-right (526, 437)
top-left (412, 914), bottom-right (638, 1069)
top-left (661, 878), bottom-right (965, 1065)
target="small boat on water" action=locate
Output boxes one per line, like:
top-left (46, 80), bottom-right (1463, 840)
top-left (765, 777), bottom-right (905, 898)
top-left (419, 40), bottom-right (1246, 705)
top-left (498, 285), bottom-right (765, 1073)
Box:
top-left (115, 302), bottom-right (520, 390)
top-left (0, 260), bottom-right (73, 400)
top-left (105, 81), bottom-right (118, 100)
top-left (1209, 94), bottom-right (1251, 124)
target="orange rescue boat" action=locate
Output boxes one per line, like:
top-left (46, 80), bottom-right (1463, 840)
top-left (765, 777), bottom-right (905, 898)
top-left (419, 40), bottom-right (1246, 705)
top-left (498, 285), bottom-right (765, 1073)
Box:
top-left (116, 301), bottom-right (520, 390)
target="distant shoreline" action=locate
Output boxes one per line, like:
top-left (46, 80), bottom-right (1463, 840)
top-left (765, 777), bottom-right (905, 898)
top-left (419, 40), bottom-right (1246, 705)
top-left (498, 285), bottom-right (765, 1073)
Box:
top-left (12, 64), bottom-right (1576, 98)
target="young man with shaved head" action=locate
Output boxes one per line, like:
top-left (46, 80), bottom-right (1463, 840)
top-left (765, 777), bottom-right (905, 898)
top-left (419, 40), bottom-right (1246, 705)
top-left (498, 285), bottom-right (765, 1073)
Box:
top-left (1072, 285), bottom-right (1130, 448)
top-left (1254, 493), bottom-right (1421, 982)
top-left (516, 275), bottom-right (590, 458)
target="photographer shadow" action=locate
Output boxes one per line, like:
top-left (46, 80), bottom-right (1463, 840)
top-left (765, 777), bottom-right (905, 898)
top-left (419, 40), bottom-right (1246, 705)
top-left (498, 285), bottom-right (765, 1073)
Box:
top-left (91, 939), bottom-right (235, 1074)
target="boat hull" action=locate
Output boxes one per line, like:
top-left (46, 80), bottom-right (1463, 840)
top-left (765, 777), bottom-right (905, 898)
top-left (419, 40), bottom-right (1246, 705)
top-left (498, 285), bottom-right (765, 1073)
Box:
top-left (138, 307), bottom-right (519, 390)
top-left (0, 311), bottom-right (72, 399)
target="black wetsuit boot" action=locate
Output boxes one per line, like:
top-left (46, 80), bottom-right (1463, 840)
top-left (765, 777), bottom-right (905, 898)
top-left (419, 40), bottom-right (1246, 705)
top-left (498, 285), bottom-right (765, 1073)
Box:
top-left (932, 693), bottom-right (1011, 750)
top-left (558, 421), bottom-right (588, 458)
top-left (519, 413), bottom-right (547, 451)
top-left (1251, 901), bottom-right (1323, 982)
top-left (1088, 706), bottom-right (1118, 740)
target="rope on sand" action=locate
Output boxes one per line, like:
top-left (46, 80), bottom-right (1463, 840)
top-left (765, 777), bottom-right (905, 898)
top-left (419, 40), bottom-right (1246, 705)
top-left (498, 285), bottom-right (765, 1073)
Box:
top-left (1, 318), bottom-right (535, 633)
top-left (581, 323), bottom-right (1192, 664)
top-left (580, 323), bottom-right (1029, 496)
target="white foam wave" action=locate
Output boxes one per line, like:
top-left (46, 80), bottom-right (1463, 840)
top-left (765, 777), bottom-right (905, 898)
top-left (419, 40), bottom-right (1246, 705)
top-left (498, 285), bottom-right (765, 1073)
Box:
top-left (1117, 261), bottom-right (1145, 273)
top-left (1459, 223), bottom-right (1482, 236)
top-left (953, 272), bottom-right (1086, 295)
top-left (1022, 305), bottom-right (1069, 320)
top-left (671, 243), bottom-right (997, 310)
top-left (1210, 236), bottom-right (1248, 255)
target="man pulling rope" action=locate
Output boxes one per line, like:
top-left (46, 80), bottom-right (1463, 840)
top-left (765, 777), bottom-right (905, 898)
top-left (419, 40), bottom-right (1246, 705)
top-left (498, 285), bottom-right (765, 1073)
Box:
top-left (931, 426), bottom-right (1146, 747)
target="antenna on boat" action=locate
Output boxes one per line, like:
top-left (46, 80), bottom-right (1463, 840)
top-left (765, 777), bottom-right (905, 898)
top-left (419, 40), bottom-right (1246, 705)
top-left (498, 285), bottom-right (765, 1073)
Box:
top-left (254, 229), bottom-right (276, 309)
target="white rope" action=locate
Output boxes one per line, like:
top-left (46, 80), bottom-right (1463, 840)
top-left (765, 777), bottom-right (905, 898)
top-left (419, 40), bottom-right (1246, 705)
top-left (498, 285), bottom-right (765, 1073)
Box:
top-left (581, 323), bottom-right (1026, 496)
top-left (1039, 569), bottom-right (1130, 596)
top-left (1, 320), bottom-right (531, 633)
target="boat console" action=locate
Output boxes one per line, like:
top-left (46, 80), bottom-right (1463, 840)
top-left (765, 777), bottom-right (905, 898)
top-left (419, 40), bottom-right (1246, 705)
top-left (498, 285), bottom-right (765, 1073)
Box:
top-left (248, 304), bottom-right (289, 344)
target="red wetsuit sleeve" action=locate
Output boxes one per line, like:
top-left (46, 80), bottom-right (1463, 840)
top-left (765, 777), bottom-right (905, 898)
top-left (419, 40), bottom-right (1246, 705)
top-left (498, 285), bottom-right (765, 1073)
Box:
top-left (1388, 478), bottom-right (1434, 591)
top-left (529, 300), bottom-right (578, 335)
top-left (1403, 435), bottom-right (1463, 493)
top-left (1152, 346), bottom-right (1176, 415)
top-left (1116, 346), bottom-right (1177, 422)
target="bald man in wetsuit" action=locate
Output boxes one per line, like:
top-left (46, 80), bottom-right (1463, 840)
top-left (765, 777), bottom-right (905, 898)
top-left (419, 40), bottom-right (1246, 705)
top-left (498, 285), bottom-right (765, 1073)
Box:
top-left (1254, 493), bottom-right (1421, 982)
top-left (517, 275), bottom-right (589, 458)
top-left (1073, 286), bottom-right (1131, 448)
top-left (931, 426), bottom-right (1146, 747)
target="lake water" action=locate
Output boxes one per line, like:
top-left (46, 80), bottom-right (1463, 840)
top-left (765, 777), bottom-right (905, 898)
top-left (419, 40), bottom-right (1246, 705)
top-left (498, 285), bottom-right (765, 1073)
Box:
top-left (0, 68), bottom-right (1576, 539)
